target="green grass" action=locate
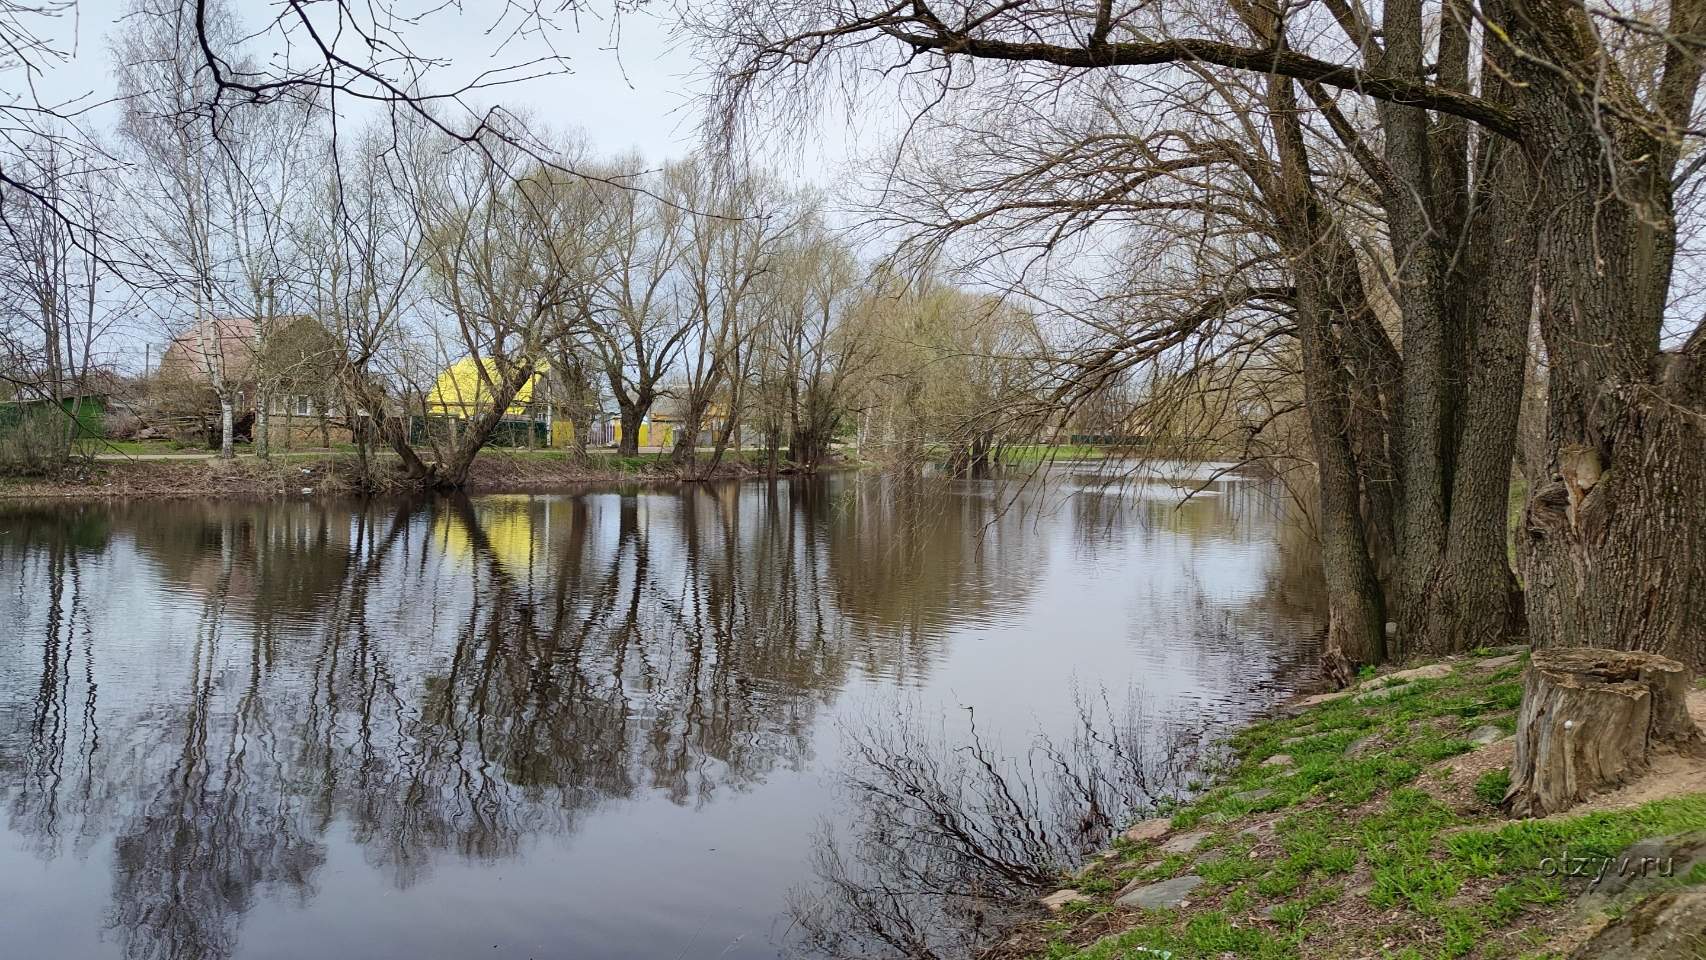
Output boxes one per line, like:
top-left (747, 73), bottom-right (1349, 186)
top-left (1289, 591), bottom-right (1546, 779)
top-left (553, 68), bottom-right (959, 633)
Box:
top-left (1032, 652), bottom-right (1706, 960)
top-left (73, 438), bottom-right (189, 455)
top-left (999, 444), bottom-right (1107, 463)
top-left (1475, 769), bottom-right (1512, 808)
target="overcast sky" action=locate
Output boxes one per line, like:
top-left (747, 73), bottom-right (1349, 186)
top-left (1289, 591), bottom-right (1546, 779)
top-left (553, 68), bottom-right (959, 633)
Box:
top-left (10, 0), bottom-right (885, 370)
top-left (27, 0), bottom-right (856, 178)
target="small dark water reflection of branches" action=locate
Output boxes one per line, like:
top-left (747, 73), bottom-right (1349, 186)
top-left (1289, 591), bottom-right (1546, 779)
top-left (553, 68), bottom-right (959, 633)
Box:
top-left (789, 688), bottom-right (1216, 960)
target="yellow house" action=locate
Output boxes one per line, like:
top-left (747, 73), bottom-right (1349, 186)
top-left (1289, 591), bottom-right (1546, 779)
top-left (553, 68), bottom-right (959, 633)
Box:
top-left (425, 357), bottom-right (578, 447)
top-left (611, 399), bottom-right (738, 449)
top-left (612, 419), bottom-right (673, 449)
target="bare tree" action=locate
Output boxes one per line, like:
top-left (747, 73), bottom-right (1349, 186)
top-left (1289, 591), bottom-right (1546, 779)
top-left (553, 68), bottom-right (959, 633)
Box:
top-left (407, 120), bottom-right (594, 487)
top-left (669, 158), bottom-right (798, 478)
top-left (299, 122), bottom-right (433, 484)
top-left (0, 133), bottom-right (116, 463)
top-left (586, 157), bottom-right (691, 456)
top-left (113, 0), bottom-right (253, 458)
top-left (688, 0), bottom-right (1706, 673)
top-left (767, 209), bottom-right (868, 472)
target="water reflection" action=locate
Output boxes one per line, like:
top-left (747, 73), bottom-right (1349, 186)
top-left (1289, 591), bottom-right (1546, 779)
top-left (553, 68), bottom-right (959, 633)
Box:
top-left (0, 472), bottom-right (1321, 960)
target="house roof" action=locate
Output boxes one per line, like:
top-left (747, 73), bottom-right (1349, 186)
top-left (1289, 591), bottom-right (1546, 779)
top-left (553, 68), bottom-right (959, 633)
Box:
top-left (426, 357), bottom-right (547, 417)
top-left (159, 315), bottom-right (261, 383)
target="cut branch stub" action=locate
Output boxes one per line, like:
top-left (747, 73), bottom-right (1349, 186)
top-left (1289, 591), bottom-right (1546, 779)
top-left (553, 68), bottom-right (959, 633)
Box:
top-left (1504, 648), bottom-right (1704, 818)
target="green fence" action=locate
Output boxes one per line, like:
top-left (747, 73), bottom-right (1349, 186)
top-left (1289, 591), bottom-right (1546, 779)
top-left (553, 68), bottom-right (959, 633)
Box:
top-left (409, 415), bottom-right (549, 448)
top-left (0, 396), bottom-right (106, 439)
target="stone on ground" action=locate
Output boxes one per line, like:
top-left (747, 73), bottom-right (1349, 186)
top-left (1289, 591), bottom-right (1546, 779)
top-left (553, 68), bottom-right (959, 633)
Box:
top-left (1115, 874), bottom-right (1205, 911)
top-left (1346, 734), bottom-right (1381, 758)
top-left (1159, 829), bottom-right (1212, 854)
top-left (1468, 724), bottom-right (1506, 746)
top-left (1283, 691), bottom-right (1350, 715)
top-left (1122, 818), bottom-right (1171, 844)
top-left (1361, 663), bottom-right (1453, 689)
top-left (1261, 753), bottom-right (1294, 767)
top-left (1577, 831), bottom-right (1706, 908)
top-left (1568, 888), bottom-right (1706, 959)
top-left (1478, 653), bottom-right (1525, 671)
top-left (1040, 889), bottom-right (1092, 913)
top-left (1355, 683), bottom-right (1410, 704)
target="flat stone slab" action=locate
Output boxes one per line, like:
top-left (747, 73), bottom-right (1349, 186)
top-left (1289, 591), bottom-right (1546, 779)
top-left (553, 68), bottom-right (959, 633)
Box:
top-left (1361, 663), bottom-right (1454, 690)
top-left (1159, 829), bottom-right (1212, 854)
top-left (1261, 753), bottom-right (1294, 767)
top-left (1233, 787), bottom-right (1275, 804)
top-left (1116, 874), bottom-right (1204, 911)
top-left (1468, 724), bottom-right (1506, 746)
top-left (1569, 888), bottom-right (1706, 959)
top-left (1354, 683), bottom-right (1410, 704)
top-left (1041, 889), bottom-right (1092, 913)
top-left (1122, 818), bottom-right (1171, 844)
top-left (1478, 653), bottom-right (1525, 671)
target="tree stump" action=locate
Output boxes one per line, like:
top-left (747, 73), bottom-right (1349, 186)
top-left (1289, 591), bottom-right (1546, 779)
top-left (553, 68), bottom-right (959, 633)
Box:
top-left (1504, 648), bottom-right (1703, 817)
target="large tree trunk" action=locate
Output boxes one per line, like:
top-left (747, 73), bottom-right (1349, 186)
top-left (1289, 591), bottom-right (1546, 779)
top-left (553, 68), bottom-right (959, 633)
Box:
top-left (1510, 25), bottom-right (1706, 671)
top-left (436, 365), bottom-right (534, 489)
top-left (1299, 296), bottom-right (1389, 681)
top-left (570, 409), bottom-right (591, 464)
top-left (1379, 0), bottom-right (1455, 659)
top-left (1412, 122), bottom-right (1534, 655)
top-left (1504, 648), bottom-right (1703, 817)
top-left (1253, 58), bottom-right (1388, 680)
top-left (673, 395), bottom-right (706, 468)
top-left (340, 372), bottom-right (434, 487)
top-left (1524, 399), bottom-right (1706, 670)
top-left (617, 404), bottom-right (643, 457)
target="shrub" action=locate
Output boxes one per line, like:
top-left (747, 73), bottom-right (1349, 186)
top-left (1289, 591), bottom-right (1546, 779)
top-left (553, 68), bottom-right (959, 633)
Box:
top-left (0, 408), bottom-right (71, 474)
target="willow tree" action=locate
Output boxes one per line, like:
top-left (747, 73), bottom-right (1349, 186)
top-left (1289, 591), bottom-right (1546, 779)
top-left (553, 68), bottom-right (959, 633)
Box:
top-left (693, 0), bottom-right (1706, 673)
top-left (405, 124), bottom-right (595, 488)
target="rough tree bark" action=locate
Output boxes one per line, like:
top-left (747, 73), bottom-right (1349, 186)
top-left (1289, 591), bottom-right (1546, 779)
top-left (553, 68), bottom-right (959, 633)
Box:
top-left (1252, 47), bottom-right (1388, 679)
top-left (1412, 95), bottom-right (1535, 656)
top-left (1507, 0), bottom-right (1706, 673)
top-left (616, 403), bottom-right (644, 456)
top-left (1504, 648), bottom-right (1703, 817)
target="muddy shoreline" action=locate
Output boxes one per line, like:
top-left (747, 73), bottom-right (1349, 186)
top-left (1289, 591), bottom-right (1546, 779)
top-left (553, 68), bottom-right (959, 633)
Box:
top-left (0, 452), bottom-right (833, 501)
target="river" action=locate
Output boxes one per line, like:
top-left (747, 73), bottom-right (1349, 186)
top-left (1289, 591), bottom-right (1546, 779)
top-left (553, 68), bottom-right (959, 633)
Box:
top-left (0, 467), bottom-right (1322, 959)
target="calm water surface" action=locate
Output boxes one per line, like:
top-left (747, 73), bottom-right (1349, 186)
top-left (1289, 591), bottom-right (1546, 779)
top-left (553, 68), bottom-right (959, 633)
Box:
top-left (0, 469), bottom-right (1322, 959)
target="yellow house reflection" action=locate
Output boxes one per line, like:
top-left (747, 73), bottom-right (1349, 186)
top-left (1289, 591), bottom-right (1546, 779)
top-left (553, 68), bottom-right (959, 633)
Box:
top-left (433, 495), bottom-right (555, 570)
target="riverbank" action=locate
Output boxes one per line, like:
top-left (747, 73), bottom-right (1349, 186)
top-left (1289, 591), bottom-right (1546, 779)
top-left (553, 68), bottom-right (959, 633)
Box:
top-left (1000, 648), bottom-right (1706, 960)
top-left (0, 449), bottom-right (820, 500)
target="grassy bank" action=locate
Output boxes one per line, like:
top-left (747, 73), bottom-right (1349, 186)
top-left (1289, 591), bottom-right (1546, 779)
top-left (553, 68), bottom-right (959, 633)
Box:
top-left (1001, 650), bottom-right (1706, 960)
top-left (999, 444), bottom-right (1109, 463)
top-left (0, 448), bottom-right (807, 500)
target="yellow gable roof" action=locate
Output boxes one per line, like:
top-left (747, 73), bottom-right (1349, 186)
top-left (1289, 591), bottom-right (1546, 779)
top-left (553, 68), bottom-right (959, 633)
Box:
top-left (426, 357), bottom-right (548, 417)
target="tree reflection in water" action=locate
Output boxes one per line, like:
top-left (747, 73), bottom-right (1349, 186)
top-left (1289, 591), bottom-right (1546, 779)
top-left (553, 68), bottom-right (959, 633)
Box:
top-left (789, 691), bottom-right (1209, 960)
top-left (0, 472), bottom-right (1320, 960)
